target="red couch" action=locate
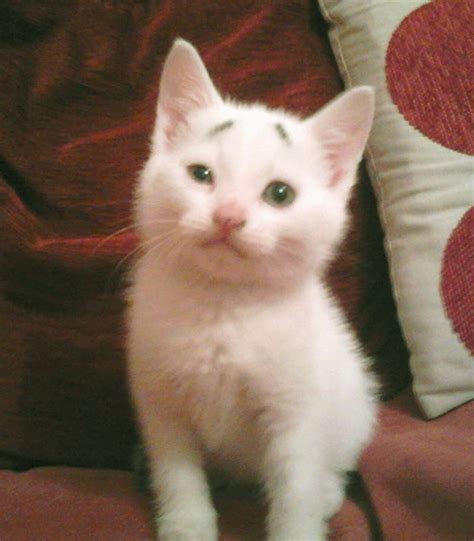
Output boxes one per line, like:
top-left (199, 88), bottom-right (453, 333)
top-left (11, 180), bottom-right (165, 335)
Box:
top-left (0, 2), bottom-right (472, 539)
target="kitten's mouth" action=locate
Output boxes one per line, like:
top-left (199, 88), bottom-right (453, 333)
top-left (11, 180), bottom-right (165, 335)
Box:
top-left (201, 236), bottom-right (247, 258)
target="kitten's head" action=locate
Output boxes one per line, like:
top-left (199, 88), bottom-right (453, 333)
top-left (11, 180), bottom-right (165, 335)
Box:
top-left (136, 39), bottom-right (374, 286)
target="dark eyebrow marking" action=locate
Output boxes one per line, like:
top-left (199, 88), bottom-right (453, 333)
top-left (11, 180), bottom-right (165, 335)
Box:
top-left (207, 120), bottom-right (234, 137)
top-left (275, 123), bottom-right (290, 144)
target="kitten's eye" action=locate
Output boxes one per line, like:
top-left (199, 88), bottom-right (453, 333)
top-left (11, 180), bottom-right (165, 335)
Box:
top-left (188, 164), bottom-right (213, 184)
top-left (262, 181), bottom-right (296, 207)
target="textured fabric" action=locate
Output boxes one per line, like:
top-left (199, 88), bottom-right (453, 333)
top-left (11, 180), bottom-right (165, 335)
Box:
top-left (441, 207), bottom-right (474, 355)
top-left (319, 0), bottom-right (474, 418)
top-left (3, 397), bottom-right (473, 541)
top-left (385, 0), bottom-right (473, 155)
top-left (0, 467), bottom-right (374, 541)
top-left (0, 468), bottom-right (153, 541)
top-left (0, 0), bottom-right (406, 469)
top-left (361, 391), bottom-right (474, 541)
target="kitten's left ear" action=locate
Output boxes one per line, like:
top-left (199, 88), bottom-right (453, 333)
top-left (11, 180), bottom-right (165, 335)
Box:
top-left (153, 39), bottom-right (222, 150)
top-left (306, 86), bottom-right (374, 193)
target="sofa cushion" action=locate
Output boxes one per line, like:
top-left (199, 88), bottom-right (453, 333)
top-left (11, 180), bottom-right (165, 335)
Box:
top-left (318, 0), bottom-right (474, 417)
top-left (361, 391), bottom-right (474, 540)
top-left (0, 468), bottom-right (153, 541)
top-left (0, 466), bottom-right (374, 540)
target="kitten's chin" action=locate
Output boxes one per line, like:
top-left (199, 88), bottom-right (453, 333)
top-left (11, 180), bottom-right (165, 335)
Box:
top-left (178, 243), bottom-right (308, 288)
top-left (200, 237), bottom-right (248, 260)
top-left (187, 242), bottom-right (252, 284)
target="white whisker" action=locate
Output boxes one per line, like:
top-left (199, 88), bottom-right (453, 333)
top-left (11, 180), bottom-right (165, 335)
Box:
top-left (89, 218), bottom-right (178, 257)
top-left (89, 223), bottom-right (136, 257)
top-left (99, 227), bottom-right (181, 303)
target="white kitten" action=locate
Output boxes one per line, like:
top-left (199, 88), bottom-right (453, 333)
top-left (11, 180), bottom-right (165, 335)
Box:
top-left (127, 39), bottom-right (377, 541)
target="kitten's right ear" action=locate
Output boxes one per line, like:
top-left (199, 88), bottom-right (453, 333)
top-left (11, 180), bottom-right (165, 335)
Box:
top-left (305, 87), bottom-right (374, 195)
top-left (152, 39), bottom-right (222, 150)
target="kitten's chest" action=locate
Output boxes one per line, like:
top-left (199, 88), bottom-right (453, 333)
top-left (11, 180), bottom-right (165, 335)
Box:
top-left (136, 271), bottom-right (314, 383)
top-left (146, 279), bottom-right (270, 369)
top-left (158, 299), bottom-right (257, 381)
top-left (131, 271), bottom-right (321, 462)
top-left (164, 320), bottom-right (260, 454)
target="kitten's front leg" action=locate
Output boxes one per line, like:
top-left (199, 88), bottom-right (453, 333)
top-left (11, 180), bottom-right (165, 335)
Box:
top-left (143, 413), bottom-right (218, 541)
top-left (263, 422), bottom-right (330, 541)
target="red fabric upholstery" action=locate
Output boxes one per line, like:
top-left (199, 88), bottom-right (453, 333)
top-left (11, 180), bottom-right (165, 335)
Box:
top-left (0, 468), bottom-right (153, 541)
top-left (0, 467), bottom-right (373, 540)
top-left (361, 391), bottom-right (474, 541)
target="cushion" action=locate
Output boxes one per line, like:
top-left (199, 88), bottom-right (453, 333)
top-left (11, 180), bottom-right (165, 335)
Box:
top-left (0, 467), bottom-right (375, 540)
top-left (361, 392), bottom-right (474, 540)
top-left (318, 0), bottom-right (474, 417)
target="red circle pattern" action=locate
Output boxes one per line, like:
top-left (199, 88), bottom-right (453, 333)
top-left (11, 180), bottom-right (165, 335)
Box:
top-left (386, 0), bottom-right (474, 156)
top-left (440, 208), bottom-right (474, 355)
top-left (386, 0), bottom-right (474, 357)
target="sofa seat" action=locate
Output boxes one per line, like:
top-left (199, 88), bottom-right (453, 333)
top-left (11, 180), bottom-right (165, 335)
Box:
top-left (0, 466), bottom-right (373, 540)
top-left (4, 390), bottom-right (472, 540)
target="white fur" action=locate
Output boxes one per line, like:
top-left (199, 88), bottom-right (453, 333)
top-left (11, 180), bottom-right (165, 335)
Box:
top-left (127, 39), bottom-right (377, 541)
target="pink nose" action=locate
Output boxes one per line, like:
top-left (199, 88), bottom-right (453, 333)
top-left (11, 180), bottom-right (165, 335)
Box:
top-left (213, 202), bottom-right (246, 236)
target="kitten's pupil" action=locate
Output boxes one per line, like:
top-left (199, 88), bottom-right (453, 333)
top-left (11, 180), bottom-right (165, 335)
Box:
top-left (263, 181), bottom-right (296, 207)
top-left (272, 184), bottom-right (288, 203)
top-left (188, 164), bottom-right (213, 184)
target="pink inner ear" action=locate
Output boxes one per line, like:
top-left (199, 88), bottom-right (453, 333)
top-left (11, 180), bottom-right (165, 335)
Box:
top-left (158, 105), bottom-right (188, 149)
top-left (311, 87), bottom-right (374, 190)
top-left (156, 90), bottom-right (219, 150)
top-left (323, 132), bottom-right (354, 187)
top-left (325, 144), bottom-right (346, 187)
top-left (153, 40), bottom-right (222, 151)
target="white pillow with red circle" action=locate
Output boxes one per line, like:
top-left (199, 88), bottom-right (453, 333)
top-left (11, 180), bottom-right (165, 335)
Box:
top-left (318, 0), bottom-right (473, 417)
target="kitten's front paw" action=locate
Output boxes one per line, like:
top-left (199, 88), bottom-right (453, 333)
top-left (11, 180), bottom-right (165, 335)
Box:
top-left (158, 510), bottom-right (218, 541)
top-left (268, 531), bottom-right (326, 541)
top-left (267, 519), bottom-right (327, 541)
top-left (322, 473), bottom-right (345, 520)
